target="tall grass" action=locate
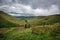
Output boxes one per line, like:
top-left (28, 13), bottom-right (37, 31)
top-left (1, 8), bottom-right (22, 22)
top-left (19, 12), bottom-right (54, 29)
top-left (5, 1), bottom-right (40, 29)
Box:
top-left (1, 23), bottom-right (60, 40)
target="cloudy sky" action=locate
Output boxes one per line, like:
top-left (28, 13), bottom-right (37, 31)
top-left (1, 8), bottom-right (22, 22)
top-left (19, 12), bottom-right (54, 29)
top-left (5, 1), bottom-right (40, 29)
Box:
top-left (0, 0), bottom-right (60, 16)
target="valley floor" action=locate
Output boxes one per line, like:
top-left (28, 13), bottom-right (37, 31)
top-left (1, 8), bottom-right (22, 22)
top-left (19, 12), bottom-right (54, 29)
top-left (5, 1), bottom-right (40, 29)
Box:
top-left (0, 24), bottom-right (60, 40)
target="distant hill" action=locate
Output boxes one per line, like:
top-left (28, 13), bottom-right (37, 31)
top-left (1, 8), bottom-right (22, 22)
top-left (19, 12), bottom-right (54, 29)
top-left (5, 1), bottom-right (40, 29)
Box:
top-left (28, 16), bottom-right (46, 26)
top-left (0, 11), bottom-right (60, 27)
top-left (28, 14), bottom-right (60, 26)
top-left (15, 16), bottom-right (35, 20)
top-left (0, 11), bottom-right (25, 28)
top-left (42, 14), bottom-right (60, 25)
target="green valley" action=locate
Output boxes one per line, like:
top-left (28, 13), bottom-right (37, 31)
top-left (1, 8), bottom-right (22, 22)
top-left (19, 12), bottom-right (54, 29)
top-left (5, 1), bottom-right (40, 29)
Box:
top-left (0, 11), bottom-right (60, 40)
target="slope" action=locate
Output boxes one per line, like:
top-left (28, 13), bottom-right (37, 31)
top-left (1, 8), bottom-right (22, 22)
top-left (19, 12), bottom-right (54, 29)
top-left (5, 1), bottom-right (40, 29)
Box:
top-left (42, 14), bottom-right (60, 25)
top-left (0, 11), bottom-right (25, 28)
top-left (28, 14), bottom-right (60, 26)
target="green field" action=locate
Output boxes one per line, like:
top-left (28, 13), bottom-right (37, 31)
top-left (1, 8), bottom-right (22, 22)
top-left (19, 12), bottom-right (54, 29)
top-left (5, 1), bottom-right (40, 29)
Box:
top-left (0, 11), bottom-right (60, 40)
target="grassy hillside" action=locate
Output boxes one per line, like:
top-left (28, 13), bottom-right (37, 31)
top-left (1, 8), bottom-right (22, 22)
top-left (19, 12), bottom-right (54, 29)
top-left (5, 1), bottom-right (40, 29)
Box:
top-left (28, 14), bottom-right (60, 26)
top-left (43, 15), bottom-right (60, 24)
top-left (0, 11), bottom-right (25, 28)
top-left (26, 16), bottom-right (45, 26)
top-left (0, 23), bottom-right (60, 40)
top-left (0, 11), bottom-right (60, 40)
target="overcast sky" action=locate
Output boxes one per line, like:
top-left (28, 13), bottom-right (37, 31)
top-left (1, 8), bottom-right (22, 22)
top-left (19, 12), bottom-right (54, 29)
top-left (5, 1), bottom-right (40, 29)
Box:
top-left (0, 0), bottom-right (60, 16)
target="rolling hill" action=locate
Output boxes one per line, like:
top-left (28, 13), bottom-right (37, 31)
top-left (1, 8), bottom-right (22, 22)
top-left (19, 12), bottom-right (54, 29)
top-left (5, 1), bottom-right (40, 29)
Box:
top-left (0, 11), bottom-right (25, 28)
top-left (0, 11), bottom-right (60, 40)
top-left (28, 14), bottom-right (60, 26)
top-left (41, 14), bottom-right (60, 25)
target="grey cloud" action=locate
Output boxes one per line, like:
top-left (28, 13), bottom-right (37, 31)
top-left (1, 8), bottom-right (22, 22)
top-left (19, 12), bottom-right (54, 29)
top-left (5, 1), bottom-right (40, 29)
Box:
top-left (18, 0), bottom-right (60, 9)
top-left (9, 13), bottom-right (34, 16)
top-left (0, 0), bottom-right (60, 9)
top-left (0, 0), bottom-right (60, 16)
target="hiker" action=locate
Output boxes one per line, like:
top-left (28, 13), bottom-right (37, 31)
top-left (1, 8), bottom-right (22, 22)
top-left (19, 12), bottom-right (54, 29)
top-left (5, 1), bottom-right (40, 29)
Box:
top-left (24, 20), bottom-right (30, 28)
